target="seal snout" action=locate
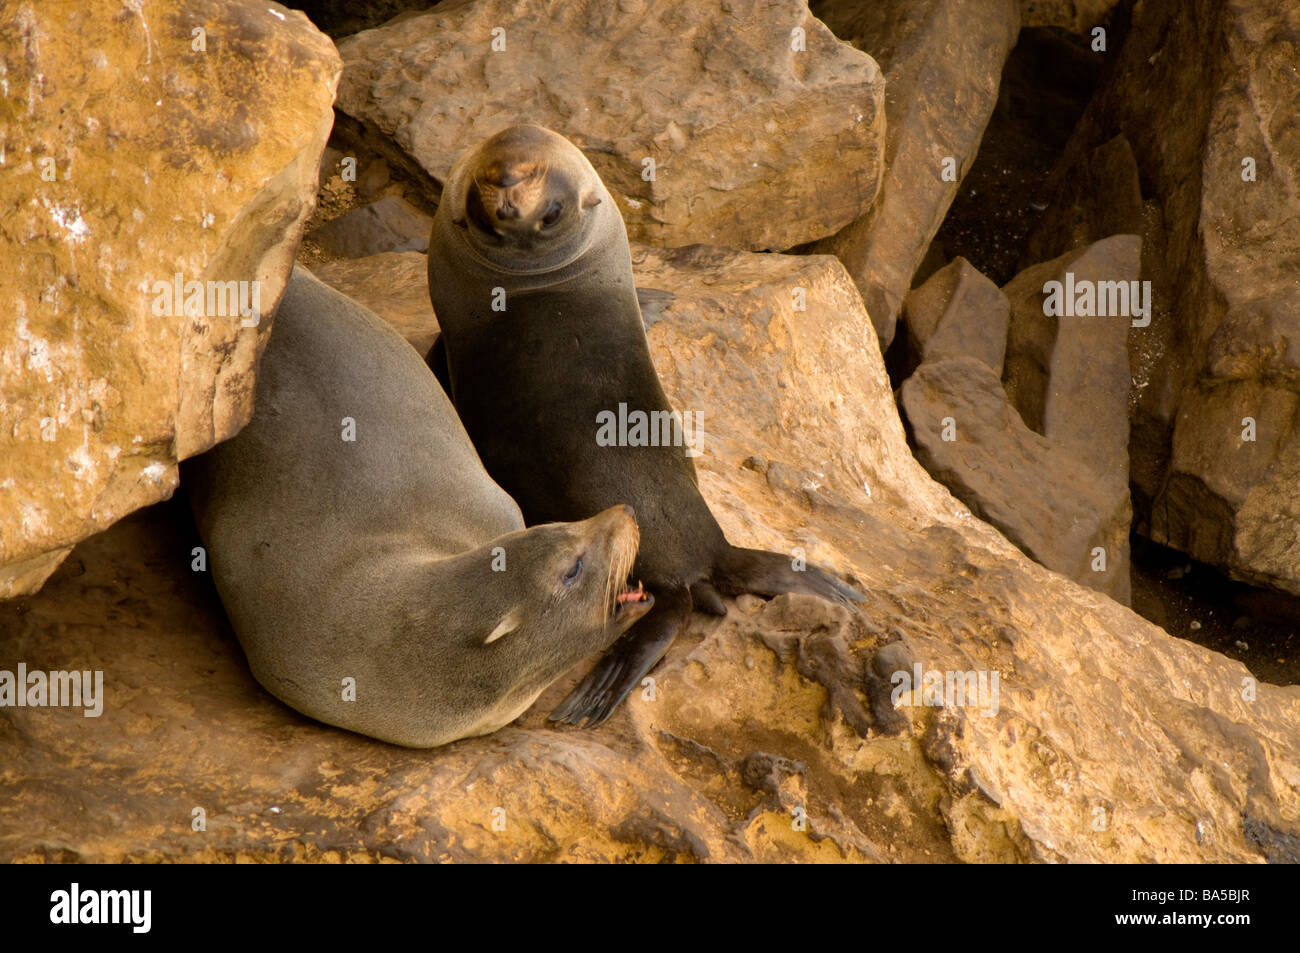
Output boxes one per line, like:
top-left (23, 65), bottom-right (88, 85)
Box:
top-left (591, 504), bottom-right (650, 625)
top-left (473, 159), bottom-right (547, 225)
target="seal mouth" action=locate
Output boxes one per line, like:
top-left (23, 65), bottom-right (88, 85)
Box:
top-left (613, 580), bottom-right (653, 620)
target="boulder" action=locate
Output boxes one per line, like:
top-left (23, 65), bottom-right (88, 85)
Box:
top-left (4, 247), bottom-right (1299, 863)
top-left (305, 195), bottom-right (433, 258)
top-left (333, 0), bottom-right (885, 252)
top-left (0, 0), bottom-right (341, 599)
top-left (900, 357), bottom-right (1131, 602)
top-left (1001, 234), bottom-right (1138, 484)
top-left (902, 257), bottom-right (1009, 373)
top-left (312, 252), bottom-right (440, 356)
top-left (1026, 0), bottom-right (1300, 596)
top-left (808, 0), bottom-right (1020, 348)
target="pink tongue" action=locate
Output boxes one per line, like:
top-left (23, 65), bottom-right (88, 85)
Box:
top-left (617, 582), bottom-right (646, 604)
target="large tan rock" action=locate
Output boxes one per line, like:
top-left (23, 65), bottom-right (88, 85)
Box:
top-left (312, 252), bottom-right (439, 357)
top-left (0, 0), bottom-right (341, 600)
top-left (901, 357), bottom-right (1131, 602)
top-left (334, 0), bottom-right (885, 252)
top-left (1031, 0), bottom-right (1300, 595)
top-left (902, 257), bottom-right (1009, 373)
top-left (305, 196), bottom-right (433, 258)
top-left (3, 247), bottom-right (1299, 863)
top-left (913, 235), bottom-right (1137, 603)
top-left (1002, 234), bottom-right (1138, 482)
top-left (808, 0), bottom-right (1019, 348)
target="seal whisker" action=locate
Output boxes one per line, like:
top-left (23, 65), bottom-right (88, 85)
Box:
top-left (605, 562), bottom-right (616, 623)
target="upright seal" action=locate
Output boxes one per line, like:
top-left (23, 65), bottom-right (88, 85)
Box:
top-left (426, 125), bottom-right (864, 728)
top-left (184, 266), bottom-right (651, 748)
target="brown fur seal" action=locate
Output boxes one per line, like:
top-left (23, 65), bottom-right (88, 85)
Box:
top-left (426, 125), bottom-right (864, 727)
top-left (183, 266), bottom-right (652, 748)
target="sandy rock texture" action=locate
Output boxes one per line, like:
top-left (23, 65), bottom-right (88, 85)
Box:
top-left (896, 237), bottom-right (1135, 603)
top-left (901, 357), bottom-right (1131, 602)
top-left (305, 195), bottom-right (433, 258)
top-left (3, 247), bottom-right (1297, 863)
top-left (808, 0), bottom-right (1020, 348)
top-left (1021, 135), bottom-right (1144, 268)
top-left (1001, 234), bottom-right (1137, 482)
top-left (0, 0), bottom-right (340, 599)
top-left (313, 252), bottom-right (440, 357)
top-left (333, 0), bottom-right (885, 252)
top-left (1028, 0), bottom-right (1300, 597)
top-left (902, 257), bottom-right (1010, 372)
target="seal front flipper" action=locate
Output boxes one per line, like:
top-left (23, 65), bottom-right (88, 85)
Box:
top-left (689, 580), bottom-right (727, 616)
top-left (549, 586), bottom-right (692, 727)
top-left (716, 546), bottom-right (865, 606)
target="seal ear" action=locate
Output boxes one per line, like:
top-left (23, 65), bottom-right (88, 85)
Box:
top-left (484, 607), bottom-right (523, 644)
top-left (582, 193), bottom-right (601, 209)
top-left (452, 215), bottom-right (468, 229)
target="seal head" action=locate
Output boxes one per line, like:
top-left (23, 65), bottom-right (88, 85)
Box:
top-left (447, 124), bottom-right (607, 274)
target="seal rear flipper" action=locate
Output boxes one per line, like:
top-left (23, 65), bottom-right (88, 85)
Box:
top-left (548, 586), bottom-right (692, 727)
top-left (716, 546), bottom-right (865, 607)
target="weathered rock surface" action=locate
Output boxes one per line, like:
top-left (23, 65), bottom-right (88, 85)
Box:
top-left (312, 252), bottom-right (440, 357)
top-left (1029, 0), bottom-right (1300, 597)
top-left (305, 196), bottom-right (433, 258)
top-left (901, 357), bottom-right (1131, 602)
top-left (902, 257), bottom-right (1010, 373)
top-left (899, 237), bottom-right (1136, 602)
top-left (0, 1), bottom-right (341, 599)
top-left (1002, 234), bottom-right (1138, 480)
top-left (4, 247), bottom-right (1299, 863)
top-left (334, 0), bottom-right (885, 252)
top-left (808, 0), bottom-right (1020, 348)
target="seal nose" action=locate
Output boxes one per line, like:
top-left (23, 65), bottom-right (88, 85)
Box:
top-left (495, 203), bottom-right (520, 220)
top-left (594, 503), bottom-right (638, 533)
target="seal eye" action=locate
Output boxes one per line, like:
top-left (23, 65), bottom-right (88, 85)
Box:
top-left (563, 556), bottom-right (583, 586)
top-left (541, 201), bottom-right (563, 228)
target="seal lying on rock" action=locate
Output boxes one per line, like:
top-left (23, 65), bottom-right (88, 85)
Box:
top-left (426, 124), bottom-right (864, 728)
top-left (184, 266), bottom-right (652, 748)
